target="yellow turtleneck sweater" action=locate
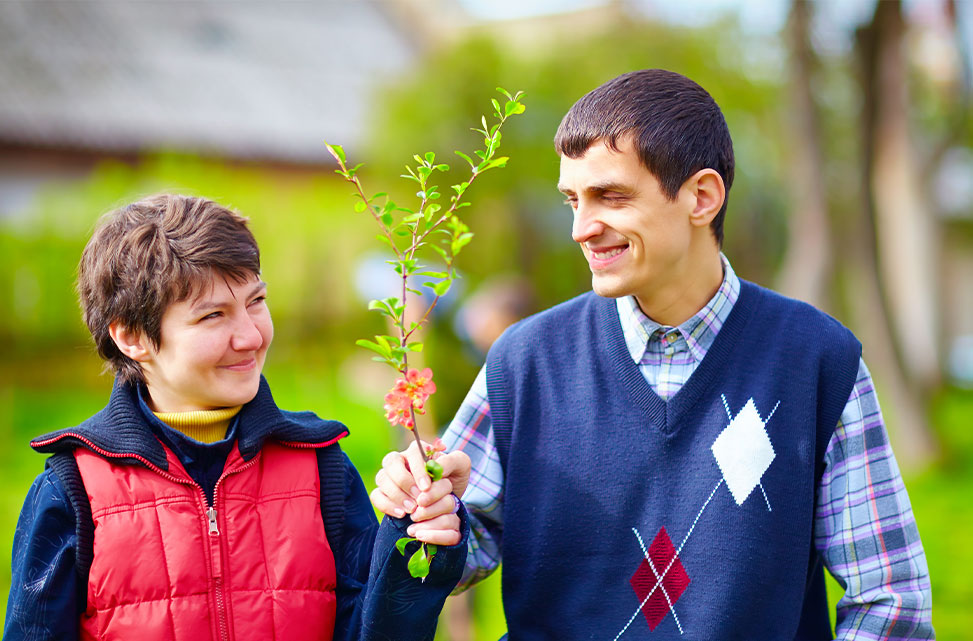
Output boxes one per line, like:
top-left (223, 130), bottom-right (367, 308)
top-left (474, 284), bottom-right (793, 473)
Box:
top-left (152, 406), bottom-right (243, 444)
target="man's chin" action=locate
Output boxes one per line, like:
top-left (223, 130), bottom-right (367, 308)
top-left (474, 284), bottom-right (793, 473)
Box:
top-left (590, 275), bottom-right (629, 299)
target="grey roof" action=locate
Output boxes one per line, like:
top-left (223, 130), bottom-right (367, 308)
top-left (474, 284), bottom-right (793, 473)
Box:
top-left (0, 1), bottom-right (421, 163)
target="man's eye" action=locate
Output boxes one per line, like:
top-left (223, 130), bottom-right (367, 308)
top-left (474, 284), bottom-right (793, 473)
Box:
top-left (201, 312), bottom-right (222, 321)
top-left (563, 198), bottom-right (577, 208)
top-left (249, 296), bottom-right (266, 306)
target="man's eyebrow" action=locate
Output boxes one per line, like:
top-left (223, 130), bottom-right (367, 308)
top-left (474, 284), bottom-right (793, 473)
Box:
top-left (191, 280), bottom-right (267, 312)
top-left (557, 181), bottom-right (633, 195)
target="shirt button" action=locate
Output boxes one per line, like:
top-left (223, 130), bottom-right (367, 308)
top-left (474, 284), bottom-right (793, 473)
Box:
top-left (667, 333), bottom-right (677, 343)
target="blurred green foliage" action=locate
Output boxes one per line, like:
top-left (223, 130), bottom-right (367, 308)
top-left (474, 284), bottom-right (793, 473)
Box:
top-left (1, 12), bottom-right (971, 640)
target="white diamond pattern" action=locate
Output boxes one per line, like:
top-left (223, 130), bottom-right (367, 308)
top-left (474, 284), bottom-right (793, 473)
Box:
top-left (710, 398), bottom-right (776, 506)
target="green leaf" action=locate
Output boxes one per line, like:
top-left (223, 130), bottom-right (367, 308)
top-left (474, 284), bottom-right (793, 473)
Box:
top-left (505, 100), bottom-right (526, 117)
top-left (418, 271), bottom-right (447, 278)
top-left (325, 143), bottom-right (346, 164)
top-left (427, 544), bottom-right (438, 556)
top-left (396, 536), bottom-right (416, 556)
top-left (402, 212), bottom-right (424, 224)
top-left (491, 98), bottom-right (502, 118)
top-left (482, 157), bottom-right (508, 171)
top-left (408, 342), bottom-right (423, 352)
top-left (425, 459), bottom-right (443, 481)
top-left (424, 151), bottom-right (436, 164)
top-left (455, 150), bottom-right (475, 168)
top-left (381, 212), bottom-right (394, 226)
top-left (435, 164), bottom-right (450, 172)
top-left (354, 200), bottom-right (367, 213)
top-left (408, 545), bottom-right (431, 579)
top-left (355, 339), bottom-right (390, 358)
top-left (375, 234), bottom-right (392, 248)
top-left (496, 86), bottom-right (513, 100)
top-left (431, 280), bottom-right (451, 296)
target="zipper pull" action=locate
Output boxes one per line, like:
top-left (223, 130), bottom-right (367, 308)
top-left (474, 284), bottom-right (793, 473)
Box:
top-left (207, 507), bottom-right (220, 536)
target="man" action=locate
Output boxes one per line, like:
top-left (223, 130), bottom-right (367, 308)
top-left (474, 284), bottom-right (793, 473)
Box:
top-left (371, 69), bottom-right (934, 640)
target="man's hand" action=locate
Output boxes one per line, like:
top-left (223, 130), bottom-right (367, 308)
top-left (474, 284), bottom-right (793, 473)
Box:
top-left (371, 440), bottom-right (471, 546)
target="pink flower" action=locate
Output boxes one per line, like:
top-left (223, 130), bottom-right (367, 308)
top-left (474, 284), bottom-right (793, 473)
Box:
top-left (383, 368), bottom-right (438, 430)
top-left (424, 438), bottom-right (447, 458)
top-left (383, 388), bottom-right (415, 430)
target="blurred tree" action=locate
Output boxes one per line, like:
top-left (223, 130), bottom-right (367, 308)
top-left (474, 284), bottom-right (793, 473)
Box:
top-left (777, 0), bottom-right (832, 309)
top-left (850, 0), bottom-right (973, 468)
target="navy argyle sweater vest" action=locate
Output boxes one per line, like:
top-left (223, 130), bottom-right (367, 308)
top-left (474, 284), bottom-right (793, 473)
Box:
top-left (486, 281), bottom-right (861, 641)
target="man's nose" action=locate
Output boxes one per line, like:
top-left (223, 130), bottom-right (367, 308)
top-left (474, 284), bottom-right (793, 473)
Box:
top-left (571, 202), bottom-right (605, 244)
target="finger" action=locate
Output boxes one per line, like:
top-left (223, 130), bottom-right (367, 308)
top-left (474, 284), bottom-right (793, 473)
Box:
top-left (373, 469), bottom-right (417, 514)
top-left (413, 490), bottom-right (458, 522)
top-left (437, 451), bottom-right (471, 498)
top-left (404, 440), bottom-right (432, 491)
top-left (381, 451), bottom-right (420, 499)
top-left (408, 514), bottom-right (462, 546)
top-left (369, 487), bottom-right (408, 519)
top-left (416, 478), bottom-right (454, 508)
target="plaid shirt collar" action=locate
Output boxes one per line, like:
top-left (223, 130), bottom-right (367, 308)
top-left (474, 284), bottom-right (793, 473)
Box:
top-left (616, 254), bottom-right (740, 365)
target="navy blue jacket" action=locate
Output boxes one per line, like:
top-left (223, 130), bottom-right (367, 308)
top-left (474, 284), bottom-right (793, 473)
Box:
top-left (4, 377), bottom-right (467, 641)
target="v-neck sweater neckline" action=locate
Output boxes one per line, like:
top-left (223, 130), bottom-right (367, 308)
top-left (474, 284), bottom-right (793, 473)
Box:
top-left (600, 280), bottom-right (759, 435)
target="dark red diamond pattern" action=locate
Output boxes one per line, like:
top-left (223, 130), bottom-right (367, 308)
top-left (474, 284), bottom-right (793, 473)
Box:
top-left (629, 526), bottom-right (690, 631)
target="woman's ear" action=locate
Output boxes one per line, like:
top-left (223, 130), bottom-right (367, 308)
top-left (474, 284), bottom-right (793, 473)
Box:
top-left (686, 168), bottom-right (725, 229)
top-left (108, 322), bottom-right (152, 362)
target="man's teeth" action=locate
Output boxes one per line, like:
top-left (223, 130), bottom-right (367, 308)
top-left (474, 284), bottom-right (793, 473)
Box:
top-left (591, 247), bottom-right (625, 259)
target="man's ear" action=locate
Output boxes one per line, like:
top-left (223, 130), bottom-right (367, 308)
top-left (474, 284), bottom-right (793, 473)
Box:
top-left (108, 321), bottom-right (152, 362)
top-left (686, 169), bottom-right (725, 229)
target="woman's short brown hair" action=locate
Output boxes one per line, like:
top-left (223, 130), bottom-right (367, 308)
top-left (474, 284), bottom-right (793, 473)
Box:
top-left (77, 194), bottom-right (261, 383)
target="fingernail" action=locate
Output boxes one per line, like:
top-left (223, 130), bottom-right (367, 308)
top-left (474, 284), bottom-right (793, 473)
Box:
top-left (403, 499), bottom-right (416, 512)
top-left (410, 486), bottom-right (420, 498)
top-left (394, 509), bottom-right (405, 518)
top-left (407, 525), bottom-right (416, 537)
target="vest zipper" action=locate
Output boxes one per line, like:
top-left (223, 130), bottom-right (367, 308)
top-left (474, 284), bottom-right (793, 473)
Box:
top-left (208, 454), bottom-right (262, 641)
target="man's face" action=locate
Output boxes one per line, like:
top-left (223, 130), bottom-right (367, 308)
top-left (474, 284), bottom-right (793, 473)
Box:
top-left (140, 272), bottom-right (273, 412)
top-left (558, 137), bottom-right (697, 312)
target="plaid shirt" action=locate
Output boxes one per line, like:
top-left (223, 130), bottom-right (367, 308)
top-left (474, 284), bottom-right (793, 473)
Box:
top-left (442, 256), bottom-right (934, 639)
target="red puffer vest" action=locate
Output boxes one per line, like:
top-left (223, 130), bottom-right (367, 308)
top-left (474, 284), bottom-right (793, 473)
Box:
top-left (74, 439), bottom-right (337, 641)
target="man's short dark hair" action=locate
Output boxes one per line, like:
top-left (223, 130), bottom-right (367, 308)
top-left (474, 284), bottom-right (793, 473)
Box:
top-left (554, 69), bottom-right (735, 246)
top-left (77, 194), bottom-right (261, 383)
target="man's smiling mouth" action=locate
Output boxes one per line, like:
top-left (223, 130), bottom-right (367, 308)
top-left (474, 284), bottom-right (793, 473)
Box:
top-left (589, 245), bottom-right (628, 259)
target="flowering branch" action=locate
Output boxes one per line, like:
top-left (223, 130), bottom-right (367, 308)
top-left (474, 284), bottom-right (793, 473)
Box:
top-left (325, 87), bottom-right (525, 578)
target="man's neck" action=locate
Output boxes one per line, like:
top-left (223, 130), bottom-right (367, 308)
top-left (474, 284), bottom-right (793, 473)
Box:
top-left (634, 250), bottom-right (724, 326)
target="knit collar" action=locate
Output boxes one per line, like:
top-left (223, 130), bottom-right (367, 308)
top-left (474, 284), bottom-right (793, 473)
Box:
top-left (617, 253), bottom-right (740, 366)
top-left (30, 375), bottom-right (348, 470)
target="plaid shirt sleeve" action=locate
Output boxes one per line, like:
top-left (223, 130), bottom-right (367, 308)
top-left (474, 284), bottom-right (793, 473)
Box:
top-left (440, 366), bottom-right (504, 592)
top-left (816, 358), bottom-right (935, 639)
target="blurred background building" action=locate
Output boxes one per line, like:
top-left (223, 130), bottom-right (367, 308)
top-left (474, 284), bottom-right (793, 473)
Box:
top-left (1, 0), bottom-right (971, 638)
